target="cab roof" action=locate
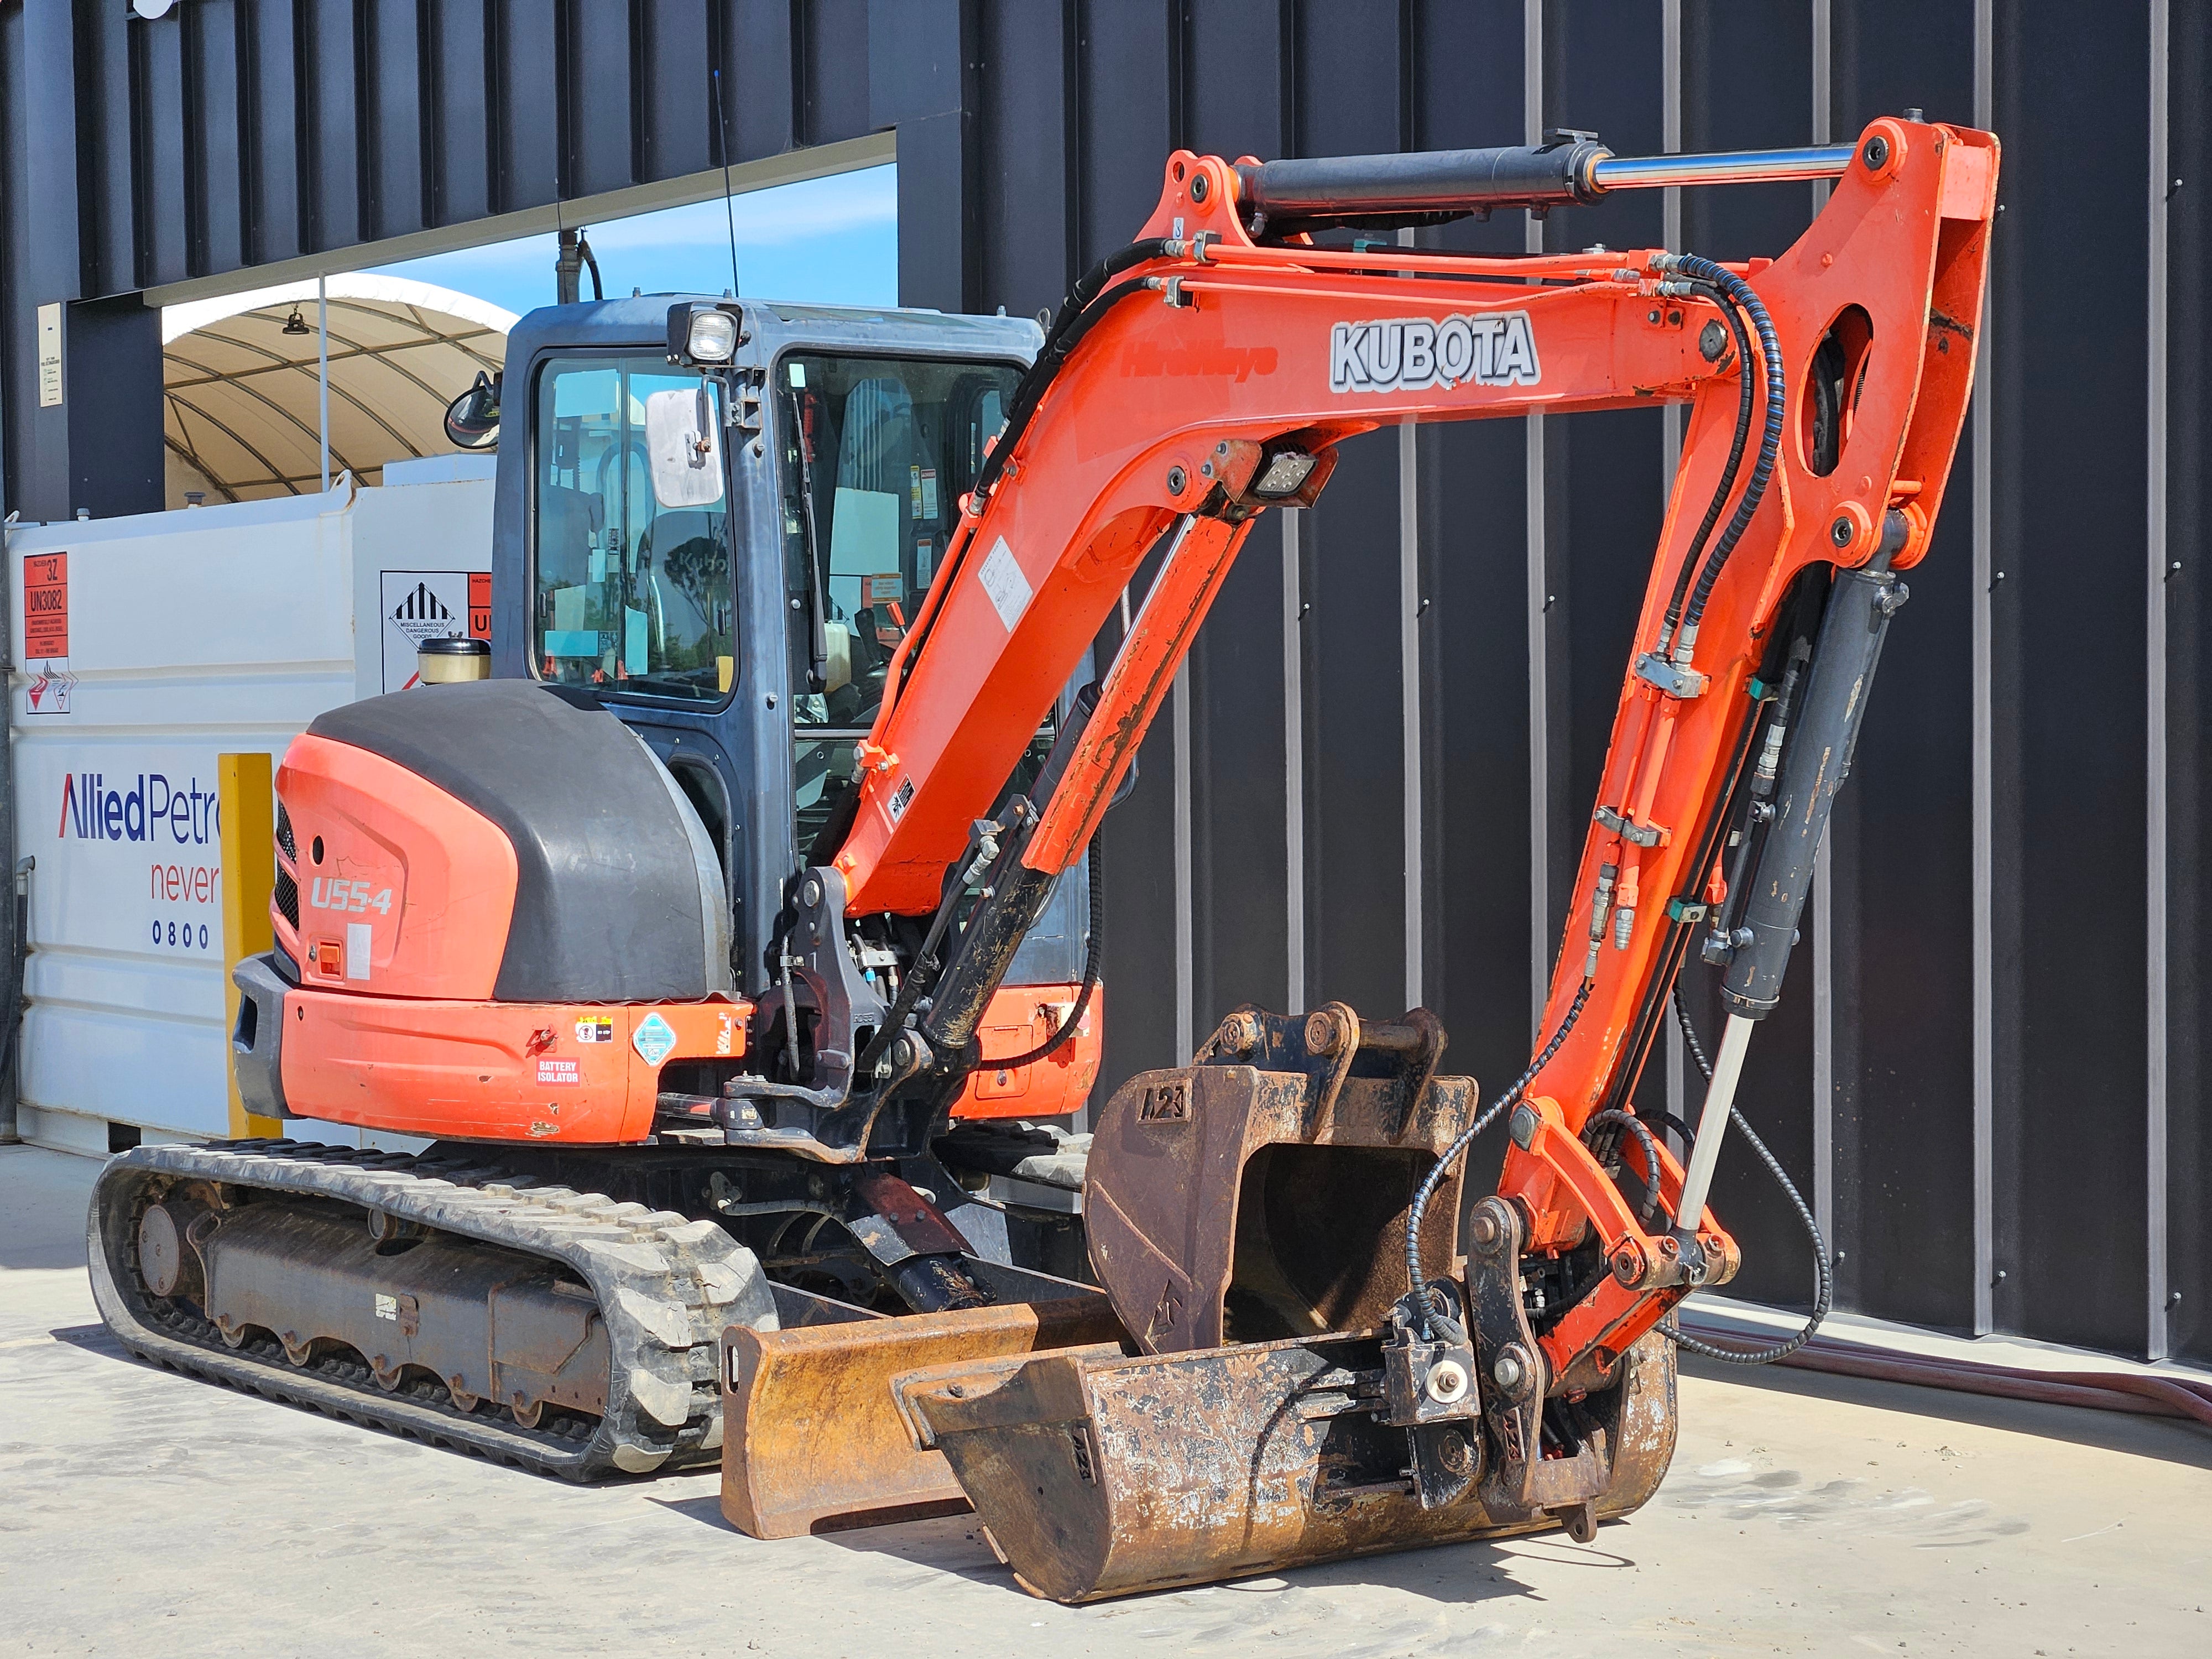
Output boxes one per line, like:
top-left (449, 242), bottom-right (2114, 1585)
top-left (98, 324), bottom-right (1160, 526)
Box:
top-left (502, 295), bottom-right (1043, 374)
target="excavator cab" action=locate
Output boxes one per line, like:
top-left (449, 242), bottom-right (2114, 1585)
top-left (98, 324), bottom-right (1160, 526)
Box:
top-left (488, 299), bottom-right (1101, 1134)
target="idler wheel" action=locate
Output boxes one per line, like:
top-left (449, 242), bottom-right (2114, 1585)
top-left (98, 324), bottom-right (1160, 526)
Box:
top-left (137, 1203), bottom-right (189, 1297)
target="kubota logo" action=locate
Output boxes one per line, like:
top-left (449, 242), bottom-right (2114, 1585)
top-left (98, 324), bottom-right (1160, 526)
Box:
top-left (1329, 311), bottom-right (1541, 394)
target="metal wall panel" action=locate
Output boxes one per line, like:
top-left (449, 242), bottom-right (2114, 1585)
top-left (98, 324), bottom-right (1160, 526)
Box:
top-left (565, 0), bottom-right (638, 201)
top-left (427, 0), bottom-right (494, 229)
top-left (976, 3), bottom-right (1074, 321)
top-left (241, 0), bottom-right (304, 269)
top-left (1990, 2), bottom-right (2150, 1353)
top-left (185, 1), bottom-right (245, 278)
top-left (1829, 0), bottom-right (1981, 1332)
top-left (1, 0), bottom-right (2205, 1363)
top-left (363, 0), bottom-right (427, 243)
top-left (2169, 0), bottom-right (2209, 1368)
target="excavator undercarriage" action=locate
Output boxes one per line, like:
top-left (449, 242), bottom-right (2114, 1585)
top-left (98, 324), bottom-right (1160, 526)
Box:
top-left (88, 113), bottom-right (1996, 1601)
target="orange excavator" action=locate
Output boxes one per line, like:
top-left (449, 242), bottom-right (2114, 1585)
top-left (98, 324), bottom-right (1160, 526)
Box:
top-left (89, 116), bottom-right (1995, 1599)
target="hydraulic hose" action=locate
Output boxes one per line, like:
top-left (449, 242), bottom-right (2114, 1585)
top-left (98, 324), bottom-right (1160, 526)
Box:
top-left (1403, 980), bottom-right (1594, 1335)
top-left (1662, 983), bottom-right (1833, 1363)
top-left (1655, 254), bottom-right (1787, 639)
top-left (969, 239), bottom-right (1171, 510)
top-left (986, 837), bottom-right (1104, 1070)
top-left (1582, 1108), bottom-right (1663, 1227)
top-left (1657, 280), bottom-right (1756, 651)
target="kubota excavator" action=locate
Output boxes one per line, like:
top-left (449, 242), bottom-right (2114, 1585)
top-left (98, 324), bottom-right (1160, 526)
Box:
top-left (88, 115), bottom-right (1995, 1600)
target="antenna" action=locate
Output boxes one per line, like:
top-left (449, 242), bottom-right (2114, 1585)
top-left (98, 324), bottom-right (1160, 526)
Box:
top-left (713, 67), bottom-right (742, 298)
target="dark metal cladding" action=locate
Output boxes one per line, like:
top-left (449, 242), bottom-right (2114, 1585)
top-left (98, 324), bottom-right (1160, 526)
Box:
top-left (898, 1328), bottom-right (1677, 1603)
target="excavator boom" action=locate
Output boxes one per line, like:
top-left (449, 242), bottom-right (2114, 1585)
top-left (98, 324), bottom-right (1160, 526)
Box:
top-left (787, 117), bottom-right (1996, 1598)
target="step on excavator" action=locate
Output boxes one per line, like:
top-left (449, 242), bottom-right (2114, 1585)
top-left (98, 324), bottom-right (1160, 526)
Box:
top-left (90, 116), bottom-right (1995, 1600)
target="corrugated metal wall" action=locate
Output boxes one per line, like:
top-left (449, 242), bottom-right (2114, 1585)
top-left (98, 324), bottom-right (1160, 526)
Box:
top-left (945, 0), bottom-right (2208, 1369)
top-left (0, 1), bottom-right (2201, 1366)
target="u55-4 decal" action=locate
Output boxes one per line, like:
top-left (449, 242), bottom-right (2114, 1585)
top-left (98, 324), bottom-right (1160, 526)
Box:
top-left (1329, 311), bottom-right (1541, 394)
top-left (308, 877), bottom-right (393, 916)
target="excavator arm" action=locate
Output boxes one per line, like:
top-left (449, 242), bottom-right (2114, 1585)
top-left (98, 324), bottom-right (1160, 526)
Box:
top-left (817, 108), bottom-right (1992, 1373)
top-left (712, 116), bottom-right (1998, 1601)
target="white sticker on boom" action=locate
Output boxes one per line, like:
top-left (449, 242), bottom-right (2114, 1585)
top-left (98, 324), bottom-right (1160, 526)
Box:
top-left (374, 1293), bottom-right (399, 1321)
top-left (977, 537), bottom-right (1033, 632)
top-left (345, 922), bottom-right (372, 982)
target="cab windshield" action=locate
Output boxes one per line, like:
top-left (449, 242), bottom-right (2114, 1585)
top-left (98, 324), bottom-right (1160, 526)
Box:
top-left (781, 351), bottom-right (1026, 851)
top-left (531, 356), bottom-right (734, 703)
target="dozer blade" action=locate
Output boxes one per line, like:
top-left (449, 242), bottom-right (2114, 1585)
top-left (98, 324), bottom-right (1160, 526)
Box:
top-left (899, 1328), bottom-right (1678, 1603)
top-left (722, 1277), bottom-right (1125, 1537)
top-left (885, 1005), bottom-right (1681, 1600)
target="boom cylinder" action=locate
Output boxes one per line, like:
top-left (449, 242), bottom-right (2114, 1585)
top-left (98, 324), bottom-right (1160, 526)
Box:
top-left (1233, 140), bottom-right (1856, 226)
top-left (1720, 521), bottom-right (1910, 1019)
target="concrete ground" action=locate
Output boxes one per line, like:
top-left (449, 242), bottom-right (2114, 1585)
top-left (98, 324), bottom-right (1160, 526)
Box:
top-left (3, 1142), bottom-right (2206, 1658)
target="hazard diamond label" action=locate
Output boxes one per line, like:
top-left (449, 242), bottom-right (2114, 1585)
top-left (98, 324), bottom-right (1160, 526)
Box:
top-left (379, 570), bottom-right (474, 693)
top-left (632, 1011), bottom-right (677, 1067)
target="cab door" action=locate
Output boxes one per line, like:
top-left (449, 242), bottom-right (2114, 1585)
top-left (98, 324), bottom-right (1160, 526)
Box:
top-left (519, 351), bottom-right (750, 978)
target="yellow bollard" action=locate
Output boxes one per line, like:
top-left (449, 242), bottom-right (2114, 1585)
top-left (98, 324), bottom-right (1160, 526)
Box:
top-left (217, 752), bottom-right (284, 1140)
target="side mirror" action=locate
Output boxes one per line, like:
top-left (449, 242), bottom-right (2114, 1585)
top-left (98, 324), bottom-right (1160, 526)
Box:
top-left (644, 384), bottom-right (726, 508)
top-left (444, 370), bottom-right (501, 450)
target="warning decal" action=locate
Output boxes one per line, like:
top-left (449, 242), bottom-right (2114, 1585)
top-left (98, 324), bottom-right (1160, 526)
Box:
top-left (24, 552), bottom-right (67, 659)
top-left (632, 1011), bottom-right (678, 1067)
top-left (379, 570), bottom-right (474, 693)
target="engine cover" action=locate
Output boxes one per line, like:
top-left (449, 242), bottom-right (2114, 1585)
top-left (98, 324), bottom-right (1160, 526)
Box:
top-left (274, 680), bottom-right (731, 1004)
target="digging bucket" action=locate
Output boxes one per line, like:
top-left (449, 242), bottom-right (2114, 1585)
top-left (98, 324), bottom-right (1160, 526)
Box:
top-left (893, 1006), bottom-right (1673, 1601)
top-left (898, 1326), bottom-right (1677, 1601)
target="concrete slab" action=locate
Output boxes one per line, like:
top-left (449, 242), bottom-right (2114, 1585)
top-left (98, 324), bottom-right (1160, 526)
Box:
top-left (4, 1142), bottom-right (2206, 1657)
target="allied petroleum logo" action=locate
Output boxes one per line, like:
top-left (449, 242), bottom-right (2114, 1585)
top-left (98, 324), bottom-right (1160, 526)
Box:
top-left (58, 770), bottom-right (218, 844)
top-left (1329, 311), bottom-right (1541, 394)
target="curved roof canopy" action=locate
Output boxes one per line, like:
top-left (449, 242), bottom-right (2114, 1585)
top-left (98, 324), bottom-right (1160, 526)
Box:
top-left (161, 274), bottom-right (515, 506)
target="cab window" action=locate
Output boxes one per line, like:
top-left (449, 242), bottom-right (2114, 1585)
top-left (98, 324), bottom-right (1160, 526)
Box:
top-left (532, 357), bottom-right (735, 702)
top-left (781, 352), bottom-right (1025, 852)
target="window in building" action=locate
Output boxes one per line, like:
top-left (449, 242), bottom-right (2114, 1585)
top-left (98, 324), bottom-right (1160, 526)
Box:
top-left (532, 357), bottom-right (735, 703)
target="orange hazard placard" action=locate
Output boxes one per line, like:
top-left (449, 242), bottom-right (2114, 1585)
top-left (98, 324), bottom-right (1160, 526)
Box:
top-left (23, 551), bottom-right (67, 660)
top-left (468, 571), bottom-right (492, 639)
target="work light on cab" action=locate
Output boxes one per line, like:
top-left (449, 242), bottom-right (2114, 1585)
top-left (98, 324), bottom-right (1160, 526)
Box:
top-left (667, 302), bottom-right (740, 365)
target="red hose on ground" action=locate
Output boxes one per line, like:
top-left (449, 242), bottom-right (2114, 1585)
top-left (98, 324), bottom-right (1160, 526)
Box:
top-left (1676, 1317), bottom-right (2212, 1430)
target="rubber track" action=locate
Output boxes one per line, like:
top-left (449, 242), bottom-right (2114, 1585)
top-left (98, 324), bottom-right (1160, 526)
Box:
top-left (87, 1140), bottom-right (779, 1481)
